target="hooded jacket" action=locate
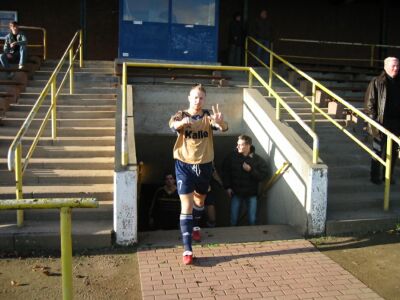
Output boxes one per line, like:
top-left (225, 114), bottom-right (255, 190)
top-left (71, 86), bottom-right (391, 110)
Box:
top-left (222, 145), bottom-right (269, 197)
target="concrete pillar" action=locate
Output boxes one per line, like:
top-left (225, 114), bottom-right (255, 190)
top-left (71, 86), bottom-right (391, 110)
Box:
top-left (306, 166), bottom-right (327, 235)
top-left (113, 167), bottom-right (138, 245)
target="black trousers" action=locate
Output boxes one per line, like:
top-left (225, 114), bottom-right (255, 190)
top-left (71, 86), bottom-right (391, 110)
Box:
top-left (371, 122), bottom-right (400, 182)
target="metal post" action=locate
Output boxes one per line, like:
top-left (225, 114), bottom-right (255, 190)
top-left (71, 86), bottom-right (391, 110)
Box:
top-left (248, 69), bottom-right (253, 88)
top-left (121, 63), bottom-right (128, 167)
top-left (43, 29), bottom-right (47, 61)
top-left (15, 144), bottom-right (23, 227)
top-left (69, 48), bottom-right (74, 94)
top-left (276, 98), bottom-right (281, 121)
top-left (245, 37), bottom-right (248, 67)
top-left (383, 137), bottom-right (392, 211)
top-left (60, 207), bottom-right (73, 300)
top-left (311, 83), bottom-right (316, 131)
top-left (370, 45), bottom-right (375, 67)
top-left (79, 30), bottom-right (83, 68)
top-left (51, 79), bottom-right (57, 139)
top-left (268, 46), bottom-right (273, 97)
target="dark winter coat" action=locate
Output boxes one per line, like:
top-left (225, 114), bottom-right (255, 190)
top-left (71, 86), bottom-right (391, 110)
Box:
top-left (364, 71), bottom-right (400, 137)
top-left (222, 146), bottom-right (269, 197)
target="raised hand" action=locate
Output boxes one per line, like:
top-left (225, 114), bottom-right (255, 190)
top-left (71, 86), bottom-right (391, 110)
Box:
top-left (211, 104), bottom-right (224, 125)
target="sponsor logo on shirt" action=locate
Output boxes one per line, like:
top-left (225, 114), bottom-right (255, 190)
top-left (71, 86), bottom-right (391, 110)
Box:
top-left (184, 130), bottom-right (209, 139)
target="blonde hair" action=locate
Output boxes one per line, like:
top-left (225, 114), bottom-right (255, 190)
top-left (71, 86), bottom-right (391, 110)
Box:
top-left (190, 83), bottom-right (206, 95)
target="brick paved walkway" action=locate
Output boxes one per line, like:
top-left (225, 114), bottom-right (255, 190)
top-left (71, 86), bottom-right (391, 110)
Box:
top-left (137, 226), bottom-right (382, 300)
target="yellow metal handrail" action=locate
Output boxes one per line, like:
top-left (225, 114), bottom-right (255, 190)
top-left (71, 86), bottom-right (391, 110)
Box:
top-left (6, 30), bottom-right (83, 227)
top-left (279, 38), bottom-right (400, 67)
top-left (0, 25), bottom-right (47, 60)
top-left (246, 36), bottom-right (400, 210)
top-left (0, 198), bottom-right (98, 300)
top-left (121, 62), bottom-right (319, 166)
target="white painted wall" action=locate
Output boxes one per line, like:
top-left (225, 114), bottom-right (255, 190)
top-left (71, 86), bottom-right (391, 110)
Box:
top-left (243, 88), bottom-right (327, 235)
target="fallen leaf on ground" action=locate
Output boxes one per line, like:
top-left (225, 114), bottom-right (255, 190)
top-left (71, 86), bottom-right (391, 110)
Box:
top-left (11, 280), bottom-right (19, 286)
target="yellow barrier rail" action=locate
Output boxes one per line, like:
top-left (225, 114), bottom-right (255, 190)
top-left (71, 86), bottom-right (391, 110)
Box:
top-left (121, 62), bottom-right (319, 166)
top-left (246, 36), bottom-right (400, 210)
top-left (279, 38), bottom-right (400, 67)
top-left (0, 25), bottom-right (47, 60)
top-left (7, 30), bottom-right (83, 227)
top-left (0, 197), bottom-right (98, 300)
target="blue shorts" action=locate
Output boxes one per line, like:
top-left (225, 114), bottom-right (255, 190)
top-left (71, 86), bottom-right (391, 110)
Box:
top-left (175, 160), bottom-right (213, 195)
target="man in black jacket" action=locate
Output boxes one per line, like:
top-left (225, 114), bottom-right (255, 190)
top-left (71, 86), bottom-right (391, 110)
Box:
top-left (222, 135), bottom-right (269, 225)
top-left (364, 57), bottom-right (400, 184)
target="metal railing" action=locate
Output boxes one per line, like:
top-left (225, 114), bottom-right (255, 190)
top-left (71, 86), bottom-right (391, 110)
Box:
top-left (7, 30), bottom-right (83, 227)
top-left (0, 198), bottom-right (98, 300)
top-left (246, 36), bottom-right (400, 210)
top-left (121, 62), bottom-right (319, 165)
top-left (0, 25), bottom-right (47, 60)
top-left (279, 38), bottom-right (400, 67)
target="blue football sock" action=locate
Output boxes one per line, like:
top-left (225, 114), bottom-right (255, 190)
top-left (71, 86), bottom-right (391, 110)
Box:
top-left (193, 204), bottom-right (205, 229)
top-left (180, 214), bottom-right (193, 252)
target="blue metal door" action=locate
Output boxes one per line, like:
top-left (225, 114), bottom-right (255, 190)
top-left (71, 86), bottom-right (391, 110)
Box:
top-left (119, 0), bottom-right (219, 62)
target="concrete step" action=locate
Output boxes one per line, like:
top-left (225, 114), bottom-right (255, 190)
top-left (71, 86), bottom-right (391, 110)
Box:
top-left (28, 80), bottom-right (118, 88)
top-left (1, 136), bottom-right (114, 147)
top-left (0, 201), bottom-right (113, 222)
top-left (5, 110), bottom-right (115, 119)
top-left (1, 118), bottom-right (115, 128)
top-left (25, 86), bottom-right (118, 94)
top-left (9, 104), bottom-right (116, 112)
top-left (0, 145), bottom-right (115, 158)
top-left (328, 164), bottom-right (370, 179)
top-left (0, 157), bottom-right (114, 170)
top-left (0, 126), bottom-right (115, 137)
top-left (326, 207), bottom-right (400, 235)
top-left (17, 98), bottom-right (117, 106)
top-left (43, 59), bottom-right (115, 67)
top-left (19, 92), bottom-right (117, 100)
top-left (0, 169), bottom-right (113, 185)
top-left (0, 220), bottom-right (112, 251)
top-left (0, 183), bottom-right (113, 201)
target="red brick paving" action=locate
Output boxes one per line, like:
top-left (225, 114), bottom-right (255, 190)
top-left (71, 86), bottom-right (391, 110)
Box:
top-left (138, 239), bottom-right (382, 300)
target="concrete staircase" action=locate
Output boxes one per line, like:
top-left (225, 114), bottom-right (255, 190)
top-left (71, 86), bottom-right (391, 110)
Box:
top-left (223, 66), bottom-right (400, 235)
top-left (273, 66), bottom-right (400, 235)
top-left (0, 60), bottom-right (117, 250)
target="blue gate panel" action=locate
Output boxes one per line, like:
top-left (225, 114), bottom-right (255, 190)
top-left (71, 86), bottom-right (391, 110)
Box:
top-left (169, 25), bottom-right (217, 61)
top-left (119, 0), bottom-right (219, 62)
top-left (119, 23), bottom-right (169, 60)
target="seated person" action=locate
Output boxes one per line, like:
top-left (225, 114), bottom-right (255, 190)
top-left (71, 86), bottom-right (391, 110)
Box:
top-left (0, 21), bottom-right (27, 79)
top-left (148, 173), bottom-right (181, 230)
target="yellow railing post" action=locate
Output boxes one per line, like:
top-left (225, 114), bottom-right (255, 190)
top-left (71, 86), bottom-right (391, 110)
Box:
top-left (383, 137), bottom-right (392, 211)
top-left (311, 83), bottom-right (316, 131)
top-left (79, 30), bottom-right (83, 68)
top-left (245, 37), bottom-right (248, 67)
top-left (370, 45), bottom-right (375, 67)
top-left (51, 79), bottom-right (57, 139)
top-left (43, 28), bottom-right (47, 61)
top-left (248, 69), bottom-right (253, 88)
top-left (276, 98), bottom-right (281, 121)
top-left (122, 63), bottom-right (128, 167)
top-left (60, 207), bottom-right (73, 300)
top-left (268, 49), bottom-right (273, 97)
top-left (15, 144), bottom-right (24, 227)
top-left (69, 48), bottom-right (74, 94)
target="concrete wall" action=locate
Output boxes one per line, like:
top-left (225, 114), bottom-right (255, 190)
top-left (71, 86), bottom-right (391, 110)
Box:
top-left (243, 88), bottom-right (327, 236)
top-left (133, 85), bottom-right (244, 135)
